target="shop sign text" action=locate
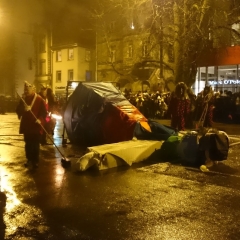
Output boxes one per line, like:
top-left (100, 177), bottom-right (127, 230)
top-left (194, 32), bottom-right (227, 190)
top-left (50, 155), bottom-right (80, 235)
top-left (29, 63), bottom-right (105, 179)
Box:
top-left (209, 80), bottom-right (240, 85)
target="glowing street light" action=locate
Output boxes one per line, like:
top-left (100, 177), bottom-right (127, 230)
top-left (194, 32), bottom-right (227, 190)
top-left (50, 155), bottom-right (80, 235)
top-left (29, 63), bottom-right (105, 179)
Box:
top-left (0, 9), bottom-right (2, 23)
top-left (131, 22), bottom-right (135, 29)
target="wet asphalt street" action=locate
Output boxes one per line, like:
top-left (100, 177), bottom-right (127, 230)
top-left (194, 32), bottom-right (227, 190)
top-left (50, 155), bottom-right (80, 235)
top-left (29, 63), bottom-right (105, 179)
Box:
top-left (0, 113), bottom-right (240, 240)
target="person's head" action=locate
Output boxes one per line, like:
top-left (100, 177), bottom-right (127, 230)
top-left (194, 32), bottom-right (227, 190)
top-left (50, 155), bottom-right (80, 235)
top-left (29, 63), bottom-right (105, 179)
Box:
top-left (24, 81), bottom-right (35, 97)
top-left (215, 91), bottom-right (220, 98)
top-left (203, 85), bottom-right (212, 95)
top-left (175, 82), bottom-right (187, 97)
top-left (46, 87), bottom-right (53, 97)
top-left (40, 85), bottom-right (47, 97)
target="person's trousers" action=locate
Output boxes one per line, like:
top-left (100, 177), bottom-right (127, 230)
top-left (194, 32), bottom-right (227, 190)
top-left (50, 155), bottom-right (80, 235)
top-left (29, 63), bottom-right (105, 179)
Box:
top-left (24, 134), bottom-right (41, 164)
top-left (171, 115), bottom-right (185, 131)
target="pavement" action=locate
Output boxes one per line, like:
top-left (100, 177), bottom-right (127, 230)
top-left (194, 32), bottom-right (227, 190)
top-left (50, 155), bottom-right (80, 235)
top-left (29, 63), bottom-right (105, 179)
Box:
top-left (0, 113), bottom-right (240, 239)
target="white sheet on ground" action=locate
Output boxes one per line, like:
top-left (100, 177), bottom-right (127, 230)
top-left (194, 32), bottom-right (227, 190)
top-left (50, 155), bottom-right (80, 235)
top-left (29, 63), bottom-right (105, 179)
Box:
top-left (76, 140), bottom-right (163, 171)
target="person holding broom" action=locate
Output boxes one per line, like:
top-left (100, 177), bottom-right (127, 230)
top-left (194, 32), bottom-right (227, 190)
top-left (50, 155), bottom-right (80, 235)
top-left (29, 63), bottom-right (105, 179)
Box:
top-left (16, 81), bottom-right (47, 168)
top-left (196, 85), bottom-right (215, 128)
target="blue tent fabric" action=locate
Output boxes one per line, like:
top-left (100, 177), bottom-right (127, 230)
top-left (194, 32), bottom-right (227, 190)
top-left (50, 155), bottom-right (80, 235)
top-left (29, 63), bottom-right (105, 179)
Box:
top-left (63, 83), bottom-right (105, 145)
top-left (134, 120), bottom-right (176, 141)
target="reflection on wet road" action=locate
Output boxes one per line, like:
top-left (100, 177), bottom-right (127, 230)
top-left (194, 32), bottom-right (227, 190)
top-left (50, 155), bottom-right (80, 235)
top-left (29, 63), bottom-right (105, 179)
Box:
top-left (0, 114), bottom-right (240, 239)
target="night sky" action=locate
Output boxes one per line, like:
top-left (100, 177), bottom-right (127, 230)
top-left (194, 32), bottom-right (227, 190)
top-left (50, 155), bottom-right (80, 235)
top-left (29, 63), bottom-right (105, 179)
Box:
top-left (0, 0), bottom-right (96, 45)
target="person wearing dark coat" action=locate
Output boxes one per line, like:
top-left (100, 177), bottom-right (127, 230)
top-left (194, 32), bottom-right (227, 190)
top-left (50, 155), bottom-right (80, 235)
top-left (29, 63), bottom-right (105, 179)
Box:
top-left (38, 85), bottom-right (49, 144)
top-left (16, 81), bottom-right (47, 168)
top-left (185, 88), bottom-right (196, 129)
top-left (46, 87), bottom-right (57, 135)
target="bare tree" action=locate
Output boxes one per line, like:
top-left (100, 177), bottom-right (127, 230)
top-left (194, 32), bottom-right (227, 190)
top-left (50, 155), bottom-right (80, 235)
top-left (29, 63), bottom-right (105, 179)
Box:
top-left (88, 0), bottom-right (240, 89)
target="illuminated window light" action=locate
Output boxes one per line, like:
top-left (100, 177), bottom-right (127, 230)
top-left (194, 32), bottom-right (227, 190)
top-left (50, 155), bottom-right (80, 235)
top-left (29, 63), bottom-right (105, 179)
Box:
top-left (71, 82), bottom-right (78, 89)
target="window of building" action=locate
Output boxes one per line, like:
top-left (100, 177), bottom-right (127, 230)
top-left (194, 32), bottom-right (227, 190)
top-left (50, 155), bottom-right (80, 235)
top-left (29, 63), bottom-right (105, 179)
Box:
top-left (39, 59), bottom-right (46, 75)
top-left (208, 27), bottom-right (212, 41)
top-left (142, 43), bottom-right (148, 57)
top-left (168, 44), bottom-right (174, 62)
top-left (68, 69), bottom-right (73, 81)
top-left (68, 49), bottom-right (74, 60)
top-left (39, 35), bottom-right (46, 52)
top-left (85, 50), bottom-right (91, 61)
top-left (56, 71), bottom-right (61, 82)
top-left (232, 23), bottom-right (240, 31)
top-left (56, 50), bottom-right (62, 62)
top-left (127, 44), bottom-right (133, 58)
top-left (86, 70), bottom-right (92, 81)
top-left (109, 21), bottom-right (115, 32)
top-left (108, 48), bottom-right (116, 63)
top-left (231, 23), bottom-right (240, 46)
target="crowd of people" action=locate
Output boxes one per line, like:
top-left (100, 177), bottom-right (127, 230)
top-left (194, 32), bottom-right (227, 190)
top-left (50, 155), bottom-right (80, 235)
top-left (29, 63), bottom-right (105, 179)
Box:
top-left (123, 83), bottom-right (240, 131)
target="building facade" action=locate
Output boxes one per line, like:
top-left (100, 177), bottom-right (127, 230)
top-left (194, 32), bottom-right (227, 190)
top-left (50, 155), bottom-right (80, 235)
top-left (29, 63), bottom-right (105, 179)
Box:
top-left (51, 44), bottom-right (95, 97)
top-left (95, 0), bottom-right (240, 94)
top-left (34, 25), bottom-right (95, 97)
top-left (34, 26), bottom-right (52, 91)
top-left (95, 1), bottom-right (167, 93)
top-left (195, 45), bottom-right (240, 94)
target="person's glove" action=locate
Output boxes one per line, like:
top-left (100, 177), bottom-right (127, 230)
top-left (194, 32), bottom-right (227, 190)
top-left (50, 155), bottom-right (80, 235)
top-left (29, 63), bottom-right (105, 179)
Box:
top-left (35, 119), bottom-right (41, 124)
top-left (24, 105), bottom-right (31, 112)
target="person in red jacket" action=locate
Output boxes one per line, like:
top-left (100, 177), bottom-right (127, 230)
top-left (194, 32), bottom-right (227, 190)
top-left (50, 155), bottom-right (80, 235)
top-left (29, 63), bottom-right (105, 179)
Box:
top-left (16, 81), bottom-right (47, 168)
top-left (168, 82), bottom-right (190, 131)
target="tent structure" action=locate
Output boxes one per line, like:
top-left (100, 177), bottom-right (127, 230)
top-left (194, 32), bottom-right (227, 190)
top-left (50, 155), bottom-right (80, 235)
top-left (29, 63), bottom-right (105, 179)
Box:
top-left (63, 82), bottom-right (175, 146)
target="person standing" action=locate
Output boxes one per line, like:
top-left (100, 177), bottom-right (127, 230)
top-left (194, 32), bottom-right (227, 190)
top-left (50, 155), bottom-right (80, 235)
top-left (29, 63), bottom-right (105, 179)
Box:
top-left (196, 86), bottom-right (215, 128)
top-left (185, 87), bottom-right (196, 129)
top-left (168, 82), bottom-right (190, 131)
top-left (38, 85), bottom-right (48, 145)
top-left (0, 96), bottom-right (6, 114)
top-left (16, 81), bottom-right (47, 168)
top-left (46, 87), bottom-right (57, 135)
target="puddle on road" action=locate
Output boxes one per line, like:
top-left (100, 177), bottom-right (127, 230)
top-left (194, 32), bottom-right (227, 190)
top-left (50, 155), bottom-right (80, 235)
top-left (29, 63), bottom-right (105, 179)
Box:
top-left (0, 141), bottom-right (51, 239)
top-left (0, 166), bottom-right (50, 239)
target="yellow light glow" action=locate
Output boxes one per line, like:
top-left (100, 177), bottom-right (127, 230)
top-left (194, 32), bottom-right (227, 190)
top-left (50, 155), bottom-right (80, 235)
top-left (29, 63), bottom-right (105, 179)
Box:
top-left (0, 170), bottom-right (21, 211)
top-left (54, 166), bottom-right (65, 189)
top-left (71, 82), bottom-right (78, 89)
top-left (0, 11), bottom-right (3, 25)
top-left (51, 114), bottom-right (62, 120)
